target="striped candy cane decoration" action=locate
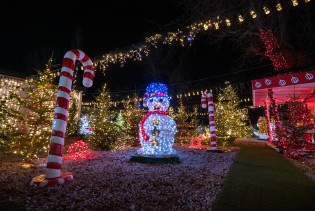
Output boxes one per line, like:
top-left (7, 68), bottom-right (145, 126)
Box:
top-left (31, 49), bottom-right (94, 187)
top-left (201, 90), bottom-right (219, 151)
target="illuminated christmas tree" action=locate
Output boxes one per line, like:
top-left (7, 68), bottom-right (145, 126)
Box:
top-left (168, 106), bottom-right (176, 119)
top-left (66, 91), bottom-right (79, 136)
top-left (6, 65), bottom-right (58, 160)
top-left (78, 115), bottom-right (92, 136)
top-left (281, 99), bottom-right (313, 154)
top-left (88, 84), bottom-right (125, 150)
top-left (215, 83), bottom-right (251, 144)
top-left (257, 116), bottom-right (268, 135)
top-left (175, 99), bottom-right (190, 145)
top-left (256, 116), bottom-right (268, 139)
top-left (189, 105), bottom-right (199, 136)
top-left (115, 110), bottom-right (126, 129)
top-left (123, 94), bottom-right (144, 146)
top-left (0, 81), bottom-right (18, 152)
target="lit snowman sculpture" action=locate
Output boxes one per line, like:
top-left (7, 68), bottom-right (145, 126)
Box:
top-left (137, 83), bottom-right (177, 157)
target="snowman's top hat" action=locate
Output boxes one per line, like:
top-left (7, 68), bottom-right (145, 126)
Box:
top-left (143, 83), bottom-right (169, 107)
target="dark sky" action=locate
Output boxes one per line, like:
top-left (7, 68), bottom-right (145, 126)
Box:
top-left (1, 0), bottom-right (313, 103)
top-left (0, 1), bottom-right (186, 71)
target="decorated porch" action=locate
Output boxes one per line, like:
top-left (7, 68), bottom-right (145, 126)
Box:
top-left (252, 70), bottom-right (315, 156)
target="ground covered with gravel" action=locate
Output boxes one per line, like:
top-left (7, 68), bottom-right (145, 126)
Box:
top-left (0, 146), bottom-right (238, 210)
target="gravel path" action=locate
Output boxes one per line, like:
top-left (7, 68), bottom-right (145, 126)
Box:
top-left (0, 146), bottom-right (238, 211)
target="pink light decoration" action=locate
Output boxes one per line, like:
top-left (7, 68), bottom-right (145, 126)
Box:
top-left (303, 89), bottom-right (315, 103)
top-left (201, 90), bottom-right (217, 151)
top-left (267, 89), bottom-right (282, 144)
top-left (189, 134), bottom-right (204, 149)
top-left (67, 140), bottom-right (91, 160)
top-left (259, 29), bottom-right (288, 71)
top-left (264, 101), bottom-right (273, 142)
top-left (30, 49), bottom-right (95, 187)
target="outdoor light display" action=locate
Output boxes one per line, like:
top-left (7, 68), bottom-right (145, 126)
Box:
top-left (264, 101), bottom-right (274, 142)
top-left (189, 134), bottom-right (204, 149)
top-left (201, 90), bottom-right (218, 151)
top-left (30, 49), bottom-right (95, 187)
top-left (93, 2), bottom-right (310, 72)
top-left (67, 140), bottom-right (91, 160)
top-left (256, 116), bottom-right (268, 139)
top-left (267, 89), bottom-right (282, 143)
top-left (79, 115), bottom-right (93, 135)
top-left (137, 83), bottom-right (177, 156)
top-left (259, 29), bottom-right (288, 71)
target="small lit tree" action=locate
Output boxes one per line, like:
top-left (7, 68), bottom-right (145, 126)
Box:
top-left (88, 84), bottom-right (125, 150)
top-left (122, 94), bottom-right (144, 146)
top-left (215, 83), bottom-right (251, 145)
top-left (175, 99), bottom-right (190, 145)
top-left (0, 83), bottom-right (17, 152)
top-left (115, 110), bottom-right (126, 129)
top-left (257, 116), bottom-right (268, 135)
top-left (66, 91), bottom-right (79, 136)
top-left (6, 64), bottom-right (57, 160)
top-left (78, 115), bottom-right (92, 136)
top-left (281, 99), bottom-right (313, 156)
top-left (168, 106), bottom-right (176, 119)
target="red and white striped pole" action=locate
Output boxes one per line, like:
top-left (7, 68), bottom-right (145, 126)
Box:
top-left (31, 49), bottom-right (94, 187)
top-left (201, 90), bottom-right (221, 152)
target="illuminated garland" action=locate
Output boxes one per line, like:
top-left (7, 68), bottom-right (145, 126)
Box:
top-left (93, 0), bottom-right (312, 73)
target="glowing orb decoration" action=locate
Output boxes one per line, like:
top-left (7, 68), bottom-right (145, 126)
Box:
top-left (67, 140), bottom-right (91, 160)
top-left (138, 83), bottom-right (177, 157)
top-left (189, 134), bottom-right (204, 149)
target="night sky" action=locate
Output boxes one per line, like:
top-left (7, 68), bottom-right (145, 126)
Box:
top-left (1, 1), bottom-right (314, 103)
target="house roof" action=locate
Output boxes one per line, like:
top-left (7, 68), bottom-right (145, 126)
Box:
top-left (251, 70), bottom-right (315, 106)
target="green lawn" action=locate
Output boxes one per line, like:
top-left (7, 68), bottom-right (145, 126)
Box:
top-left (213, 143), bottom-right (315, 211)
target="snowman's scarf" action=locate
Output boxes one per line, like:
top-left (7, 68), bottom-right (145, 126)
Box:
top-left (139, 111), bottom-right (169, 142)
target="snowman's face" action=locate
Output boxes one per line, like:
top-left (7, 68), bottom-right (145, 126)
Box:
top-left (147, 96), bottom-right (170, 112)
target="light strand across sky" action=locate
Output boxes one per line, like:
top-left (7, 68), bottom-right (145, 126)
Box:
top-left (93, 0), bottom-right (312, 73)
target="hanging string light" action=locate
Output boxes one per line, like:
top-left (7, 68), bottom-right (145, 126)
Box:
top-left (238, 14), bottom-right (244, 23)
top-left (263, 6), bottom-right (271, 14)
top-left (276, 3), bottom-right (283, 11)
top-left (92, 1), bottom-right (310, 73)
top-left (225, 19), bottom-right (231, 27)
top-left (291, 0), bottom-right (299, 6)
top-left (250, 10), bottom-right (257, 18)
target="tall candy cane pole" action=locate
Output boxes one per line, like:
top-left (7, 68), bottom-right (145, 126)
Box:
top-left (30, 49), bottom-right (95, 187)
top-left (201, 90), bottom-right (221, 153)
